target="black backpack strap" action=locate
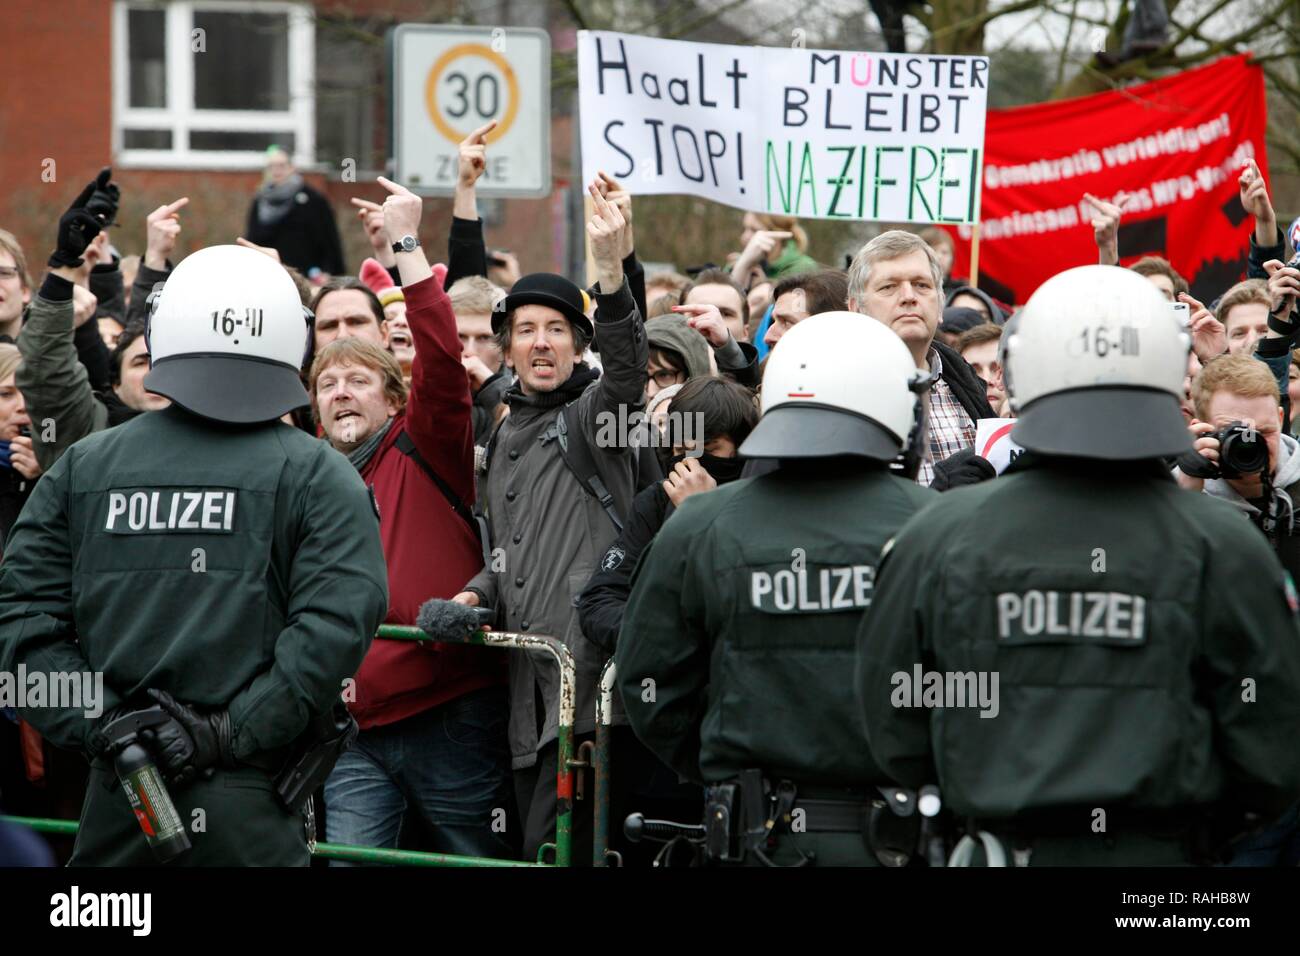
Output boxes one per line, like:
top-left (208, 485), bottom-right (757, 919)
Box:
top-left (394, 430), bottom-right (491, 566)
top-left (541, 401), bottom-right (624, 534)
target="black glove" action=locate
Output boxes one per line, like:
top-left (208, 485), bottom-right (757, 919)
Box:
top-left (83, 166), bottom-right (121, 227)
top-left (930, 447), bottom-right (996, 491)
top-left (1175, 446), bottom-right (1220, 480)
top-left (48, 167), bottom-right (119, 268)
top-left (140, 689), bottom-right (236, 786)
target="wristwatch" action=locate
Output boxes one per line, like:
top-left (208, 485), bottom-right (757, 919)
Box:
top-left (391, 235), bottom-right (420, 254)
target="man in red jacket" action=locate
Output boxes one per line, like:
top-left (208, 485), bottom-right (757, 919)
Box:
top-left (312, 176), bottom-right (511, 861)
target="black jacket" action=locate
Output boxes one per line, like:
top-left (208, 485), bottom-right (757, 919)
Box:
top-left (245, 182), bottom-right (345, 277)
top-left (0, 465), bottom-right (32, 553)
top-left (933, 339), bottom-right (996, 423)
top-left (471, 367), bottom-right (512, 447)
top-left (577, 482), bottom-right (673, 655)
top-left (99, 389), bottom-right (144, 428)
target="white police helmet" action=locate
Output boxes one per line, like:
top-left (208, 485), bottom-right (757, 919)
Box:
top-left (739, 311), bottom-right (928, 460)
top-left (1004, 264), bottom-right (1192, 459)
top-left (144, 245), bottom-right (309, 424)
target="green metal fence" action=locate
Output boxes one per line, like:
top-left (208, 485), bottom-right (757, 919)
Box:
top-left (0, 816), bottom-right (549, 867)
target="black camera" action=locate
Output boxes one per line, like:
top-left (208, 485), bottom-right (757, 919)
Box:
top-left (1216, 421), bottom-right (1270, 479)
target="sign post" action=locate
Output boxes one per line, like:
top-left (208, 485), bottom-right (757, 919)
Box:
top-left (392, 25), bottom-right (551, 197)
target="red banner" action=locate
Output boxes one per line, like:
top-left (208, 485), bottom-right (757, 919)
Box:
top-left (948, 54), bottom-right (1267, 306)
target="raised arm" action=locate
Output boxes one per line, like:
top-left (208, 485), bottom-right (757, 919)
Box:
top-left (587, 181), bottom-right (648, 417)
top-left (1239, 159), bottom-right (1281, 278)
top-left (127, 197), bottom-right (187, 326)
top-left (444, 121), bottom-right (496, 289)
top-left (16, 170), bottom-right (123, 469)
top-left (1083, 191), bottom-right (1131, 267)
top-left (379, 175), bottom-right (475, 504)
top-left (596, 172), bottom-right (646, 320)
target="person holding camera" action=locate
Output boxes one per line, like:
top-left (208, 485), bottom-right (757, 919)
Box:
top-left (1177, 354), bottom-right (1300, 580)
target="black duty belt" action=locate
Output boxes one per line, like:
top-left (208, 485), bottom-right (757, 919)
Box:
top-left (704, 773), bottom-right (925, 867)
top-left (795, 797), bottom-right (872, 832)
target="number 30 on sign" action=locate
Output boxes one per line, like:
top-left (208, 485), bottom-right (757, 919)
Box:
top-left (392, 25), bottom-right (551, 198)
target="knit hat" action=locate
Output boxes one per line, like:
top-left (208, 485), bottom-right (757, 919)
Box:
top-left (359, 257), bottom-right (405, 308)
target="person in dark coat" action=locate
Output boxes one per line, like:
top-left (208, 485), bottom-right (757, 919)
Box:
top-left (244, 147), bottom-right (345, 277)
top-left (451, 185), bottom-right (648, 864)
top-left (575, 376), bottom-right (756, 866)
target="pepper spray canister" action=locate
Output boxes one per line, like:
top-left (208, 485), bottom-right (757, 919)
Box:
top-left (101, 708), bottom-right (192, 862)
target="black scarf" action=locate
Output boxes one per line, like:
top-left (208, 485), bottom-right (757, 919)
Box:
top-left (347, 418), bottom-right (394, 472)
top-left (503, 363), bottom-right (600, 410)
top-left (100, 389), bottom-right (145, 427)
top-left (666, 452), bottom-right (746, 484)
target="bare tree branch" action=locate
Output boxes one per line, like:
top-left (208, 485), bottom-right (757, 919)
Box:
top-left (1056, 0), bottom-right (1083, 93)
top-left (927, 0), bottom-right (1050, 44)
top-left (1161, 0), bottom-right (1296, 67)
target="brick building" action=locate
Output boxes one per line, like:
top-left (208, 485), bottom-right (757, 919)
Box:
top-left (0, 0), bottom-right (579, 280)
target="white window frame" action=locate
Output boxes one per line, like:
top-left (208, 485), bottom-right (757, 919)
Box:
top-left (112, 0), bottom-right (315, 170)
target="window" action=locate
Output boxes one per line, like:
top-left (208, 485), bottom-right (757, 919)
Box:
top-left (113, 1), bottom-right (314, 169)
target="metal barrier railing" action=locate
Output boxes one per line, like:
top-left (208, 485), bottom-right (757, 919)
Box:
top-left (594, 658), bottom-right (619, 867)
top-left (376, 624), bottom-right (577, 867)
top-left (1, 622), bottom-right (582, 869)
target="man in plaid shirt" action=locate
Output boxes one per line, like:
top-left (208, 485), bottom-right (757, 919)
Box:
top-left (846, 231), bottom-right (995, 485)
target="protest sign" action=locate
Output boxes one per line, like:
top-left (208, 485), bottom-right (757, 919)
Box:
top-left (577, 31), bottom-right (988, 224)
top-left (975, 418), bottom-right (1024, 474)
top-left (945, 55), bottom-right (1267, 305)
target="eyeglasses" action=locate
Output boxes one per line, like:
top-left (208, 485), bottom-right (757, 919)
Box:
top-left (0, 266), bottom-right (22, 281)
top-left (650, 368), bottom-right (685, 389)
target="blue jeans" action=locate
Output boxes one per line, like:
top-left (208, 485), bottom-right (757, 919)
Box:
top-left (324, 686), bottom-right (514, 863)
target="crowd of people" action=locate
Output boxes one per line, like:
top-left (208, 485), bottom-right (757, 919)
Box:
top-left (1, 115), bottom-right (1299, 868)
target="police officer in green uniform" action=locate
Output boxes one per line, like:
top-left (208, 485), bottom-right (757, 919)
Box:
top-left (0, 243), bottom-right (389, 866)
top-left (618, 312), bottom-right (937, 866)
top-left (858, 265), bottom-right (1300, 866)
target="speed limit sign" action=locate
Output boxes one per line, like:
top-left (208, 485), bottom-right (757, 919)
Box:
top-left (391, 25), bottom-right (551, 197)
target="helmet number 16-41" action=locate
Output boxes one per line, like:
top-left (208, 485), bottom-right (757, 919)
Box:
top-left (211, 308), bottom-right (264, 338)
